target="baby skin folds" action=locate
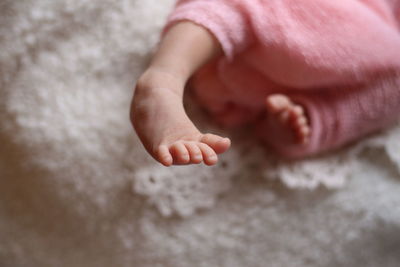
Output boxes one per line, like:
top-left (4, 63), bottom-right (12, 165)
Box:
top-left (131, 0), bottom-right (400, 166)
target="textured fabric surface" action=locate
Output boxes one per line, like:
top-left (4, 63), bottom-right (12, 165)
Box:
top-left (167, 0), bottom-right (400, 157)
top-left (1, 1), bottom-right (400, 267)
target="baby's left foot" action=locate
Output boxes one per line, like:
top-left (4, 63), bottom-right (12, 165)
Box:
top-left (264, 94), bottom-right (311, 145)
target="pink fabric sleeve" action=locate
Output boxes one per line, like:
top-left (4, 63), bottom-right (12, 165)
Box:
top-left (285, 72), bottom-right (400, 158)
top-left (164, 0), bottom-right (253, 60)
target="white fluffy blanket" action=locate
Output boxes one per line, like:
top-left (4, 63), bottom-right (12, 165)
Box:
top-left (1, 1), bottom-right (400, 266)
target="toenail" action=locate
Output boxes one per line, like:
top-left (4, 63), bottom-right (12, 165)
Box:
top-left (293, 106), bottom-right (303, 114)
top-left (193, 154), bottom-right (201, 159)
top-left (209, 155), bottom-right (217, 161)
top-left (218, 138), bottom-right (229, 144)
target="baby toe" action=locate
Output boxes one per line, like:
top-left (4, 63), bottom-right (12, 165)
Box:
top-left (266, 94), bottom-right (291, 113)
top-left (198, 143), bottom-right (218, 166)
top-left (184, 142), bottom-right (203, 164)
top-left (157, 145), bottom-right (173, 166)
top-left (201, 133), bottom-right (231, 154)
top-left (295, 124), bottom-right (311, 144)
top-left (287, 105), bottom-right (305, 126)
top-left (170, 142), bottom-right (190, 164)
top-left (291, 105), bottom-right (304, 116)
top-left (278, 110), bottom-right (291, 124)
top-left (296, 116), bottom-right (307, 126)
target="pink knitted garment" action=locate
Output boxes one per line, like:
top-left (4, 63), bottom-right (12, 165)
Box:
top-left (166, 0), bottom-right (400, 157)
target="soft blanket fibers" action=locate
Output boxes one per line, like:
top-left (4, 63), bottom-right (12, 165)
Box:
top-left (0, 0), bottom-right (400, 266)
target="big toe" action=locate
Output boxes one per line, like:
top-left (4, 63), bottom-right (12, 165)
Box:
top-left (200, 133), bottom-right (231, 154)
top-left (266, 94), bottom-right (291, 114)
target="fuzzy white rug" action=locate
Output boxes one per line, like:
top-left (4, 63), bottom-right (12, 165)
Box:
top-left (1, 1), bottom-right (400, 266)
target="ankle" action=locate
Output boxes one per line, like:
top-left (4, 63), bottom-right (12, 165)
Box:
top-left (136, 67), bottom-right (186, 96)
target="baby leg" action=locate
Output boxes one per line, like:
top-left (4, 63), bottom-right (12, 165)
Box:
top-left (191, 60), bottom-right (262, 128)
top-left (193, 54), bottom-right (292, 128)
top-left (259, 72), bottom-right (400, 158)
top-left (131, 22), bottom-right (230, 166)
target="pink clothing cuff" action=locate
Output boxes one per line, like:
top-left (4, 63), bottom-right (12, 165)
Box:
top-left (164, 0), bottom-right (251, 60)
top-left (279, 95), bottom-right (327, 158)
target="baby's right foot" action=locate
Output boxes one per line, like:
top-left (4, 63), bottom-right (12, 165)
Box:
top-left (131, 69), bottom-right (231, 166)
top-left (264, 94), bottom-right (311, 145)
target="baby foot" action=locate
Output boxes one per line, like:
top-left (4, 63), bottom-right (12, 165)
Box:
top-left (131, 70), bottom-right (231, 167)
top-left (157, 132), bottom-right (231, 167)
top-left (265, 94), bottom-right (311, 145)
